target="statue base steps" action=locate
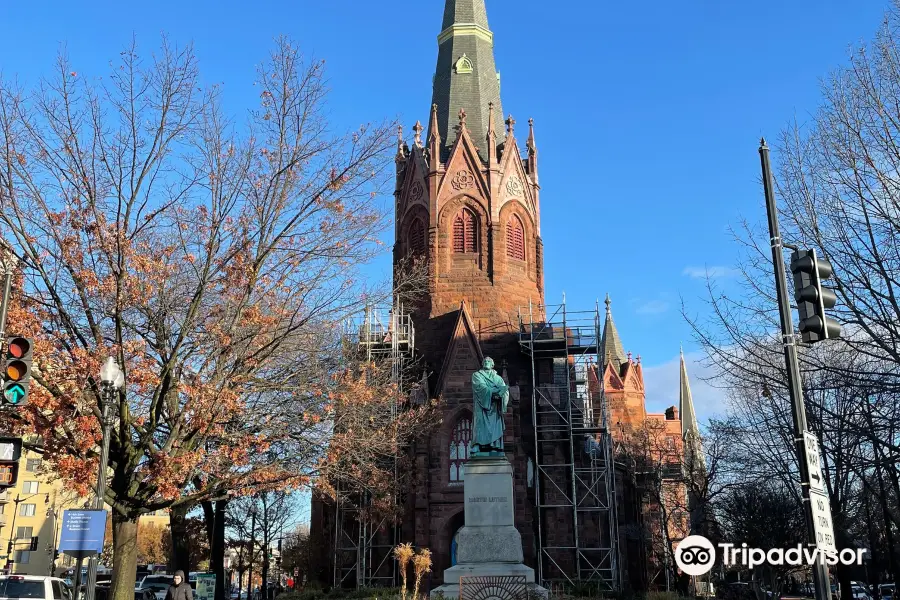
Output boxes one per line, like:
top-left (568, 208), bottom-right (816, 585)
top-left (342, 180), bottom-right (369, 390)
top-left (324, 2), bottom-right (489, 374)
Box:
top-left (432, 457), bottom-right (548, 600)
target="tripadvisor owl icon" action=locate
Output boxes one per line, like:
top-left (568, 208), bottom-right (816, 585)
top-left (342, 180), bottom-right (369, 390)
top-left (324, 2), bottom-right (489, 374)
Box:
top-left (675, 535), bottom-right (717, 576)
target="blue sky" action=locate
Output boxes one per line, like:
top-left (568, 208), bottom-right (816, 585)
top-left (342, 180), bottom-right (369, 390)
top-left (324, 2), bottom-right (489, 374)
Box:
top-left (0, 0), bottom-right (889, 422)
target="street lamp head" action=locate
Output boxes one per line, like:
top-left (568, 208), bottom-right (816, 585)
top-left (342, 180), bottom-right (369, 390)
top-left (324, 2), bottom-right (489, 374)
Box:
top-left (99, 357), bottom-right (124, 389)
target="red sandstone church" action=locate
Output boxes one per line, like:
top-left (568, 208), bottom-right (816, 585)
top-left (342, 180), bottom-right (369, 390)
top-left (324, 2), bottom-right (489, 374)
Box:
top-left (309, 0), bottom-right (703, 592)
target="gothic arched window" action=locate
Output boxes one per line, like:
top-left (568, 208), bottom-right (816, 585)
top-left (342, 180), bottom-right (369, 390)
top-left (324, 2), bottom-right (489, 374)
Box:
top-left (452, 209), bottom-right (477, 254)
top-left (449, 418), bottom-right (472, 484)
top-left (409, 219), bottom-right (426, 255)
top-left (507, 215), bottom-right (525, 261)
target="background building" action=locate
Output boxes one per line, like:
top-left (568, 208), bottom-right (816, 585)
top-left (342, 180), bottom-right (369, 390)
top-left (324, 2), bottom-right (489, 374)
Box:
top-left (0, 446), bottom-right (171, 576)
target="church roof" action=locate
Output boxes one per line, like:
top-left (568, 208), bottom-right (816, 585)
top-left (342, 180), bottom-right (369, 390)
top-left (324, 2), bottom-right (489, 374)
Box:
top-left (601, 294), bottom-right (627, 370)
top-left (430, 0), bottom-right (506, 162)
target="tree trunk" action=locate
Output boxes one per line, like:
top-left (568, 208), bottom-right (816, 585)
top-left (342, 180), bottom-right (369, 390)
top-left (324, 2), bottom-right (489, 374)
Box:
top-left (170, 503), bottom-right (192, 575)
top-left (212, 500), bottom-right (228, 600)
top-left (110, 514), bottom-right (139, 600)
top-left (261, 530), bottom-right (269, 600)
top-left (247, 512), bottom-right (256, 600)
top-left (201, 500), bottom-right (215, 558)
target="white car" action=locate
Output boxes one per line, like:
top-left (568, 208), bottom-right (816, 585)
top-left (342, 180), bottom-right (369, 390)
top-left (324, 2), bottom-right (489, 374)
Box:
top-left (138, 575), bottom-right (172, 600)
top-left (0, 575), bottom-right (73, 600)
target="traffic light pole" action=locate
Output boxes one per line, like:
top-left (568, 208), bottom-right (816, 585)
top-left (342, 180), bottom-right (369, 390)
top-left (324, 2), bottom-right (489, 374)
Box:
top-left (760, 139), bottom-right (831, 600)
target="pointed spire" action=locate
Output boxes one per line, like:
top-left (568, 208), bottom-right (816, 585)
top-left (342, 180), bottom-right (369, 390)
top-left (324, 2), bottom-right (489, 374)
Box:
top-left (442, 0), bottom-right (489, 30)
top-left (527, 118), bottom-right (536, 152)
top-left (527, 117), bottom-right (538, 179)
top-left (487, 102), bottom-right (498, 165)
top-left (413, 121), bottom-right (424, 148)
top-left (431, 0), bottom-right (504, 161)
top-left (601, 295), bottom-right (628, 370)
top-left (680, 349), bottom-right (700, 440)
top-left (505, 114), bottom-right (516, 137)
top-left (428, 103), bottom-right (441, 167)
top-left (680, 349), bottom-right (705, 475)
top-left (395, 125), bottom-right (408, 160)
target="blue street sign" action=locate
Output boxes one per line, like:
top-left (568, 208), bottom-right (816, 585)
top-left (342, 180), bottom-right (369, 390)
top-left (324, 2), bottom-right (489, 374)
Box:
top-left (4, 384), bottom-right (24, 404)
top-left (58, 510), bottom-right (107, 558)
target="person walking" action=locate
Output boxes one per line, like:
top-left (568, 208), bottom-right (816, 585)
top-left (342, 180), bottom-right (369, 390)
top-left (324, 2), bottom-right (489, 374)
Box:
top-left (165, 571), bottom-right (193, 600)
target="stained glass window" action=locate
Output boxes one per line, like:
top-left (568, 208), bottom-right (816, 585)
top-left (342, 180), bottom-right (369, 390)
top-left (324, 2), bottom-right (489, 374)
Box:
top-left (449, 418), bottom-right (472, 484)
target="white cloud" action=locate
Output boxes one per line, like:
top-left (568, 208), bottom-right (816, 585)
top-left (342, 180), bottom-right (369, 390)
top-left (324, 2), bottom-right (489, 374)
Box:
top-left (635, 299), bottom-right (670, 315)
top-left (682, 266), bottom-right (736, 279)
top-left (641, 351), bottom-right (725, 426)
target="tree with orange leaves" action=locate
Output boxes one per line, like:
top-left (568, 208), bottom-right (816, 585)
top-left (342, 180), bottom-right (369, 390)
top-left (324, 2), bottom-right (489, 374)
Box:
top-left (0, 35), bottom-right (430, 600)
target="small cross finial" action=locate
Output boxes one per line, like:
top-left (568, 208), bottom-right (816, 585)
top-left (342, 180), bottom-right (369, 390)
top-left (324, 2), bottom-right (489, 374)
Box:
top-left (458, 108), bottom-right (467, 128)
top-left (412, 120), bottom-right (424, 146)
top-left (505, 114), bottom-right (516, 135)
top-left (605, 293), bottom-right (611, 313)
top-left (627, 351), bottom-right (632, 362)
top-left (397, 125), bottom-right (403, 141)
top-left (529, 117), bottom-right (534, 128)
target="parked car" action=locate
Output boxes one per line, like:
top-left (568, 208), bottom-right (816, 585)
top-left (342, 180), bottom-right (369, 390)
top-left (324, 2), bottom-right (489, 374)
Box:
top-left (0, 576), bottom-right (73, 600)
top-left (135, 588), bottom-right (156, 600)
top-left (138, 576), bottom-right (172, 600)
top-left (852, 584), bottom-right (873, 600)
top-left (880, 584), bottom-right (895, 600)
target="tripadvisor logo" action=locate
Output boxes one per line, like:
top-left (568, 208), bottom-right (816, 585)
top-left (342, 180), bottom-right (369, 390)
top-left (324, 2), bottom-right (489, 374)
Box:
top-left (675, 535), bottom-right (716, 576)
top-left (674, 536), bottom-right (868, 575)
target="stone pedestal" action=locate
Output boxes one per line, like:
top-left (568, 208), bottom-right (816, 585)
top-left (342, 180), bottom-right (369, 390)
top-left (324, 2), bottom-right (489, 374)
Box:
top-left (433, 456), bottom-right (547, 599)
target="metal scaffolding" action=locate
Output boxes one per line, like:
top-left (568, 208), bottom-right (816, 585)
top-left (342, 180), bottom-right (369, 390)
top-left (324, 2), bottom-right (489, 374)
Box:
top-left (332, 304), bottom-right (416, 589)
top-left (518, 296), bottom-right (620, 591)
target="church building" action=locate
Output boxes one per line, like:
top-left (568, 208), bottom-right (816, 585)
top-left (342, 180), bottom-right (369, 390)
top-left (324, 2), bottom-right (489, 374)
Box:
top-left (309, 0), bottom-right (702, 592)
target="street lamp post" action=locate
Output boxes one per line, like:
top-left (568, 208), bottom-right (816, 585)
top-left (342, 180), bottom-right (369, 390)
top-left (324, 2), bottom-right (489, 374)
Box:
top-left (4, 492), bottom-right (49, 571)
top-left (84, 357), bottom-right (124, 600)
top-left (47, 507), bottom-right (61, 576)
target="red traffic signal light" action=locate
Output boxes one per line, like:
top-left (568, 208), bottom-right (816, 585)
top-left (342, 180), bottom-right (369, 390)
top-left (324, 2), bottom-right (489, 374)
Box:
top-left (3, 337), bottom-right (32, 406)
top-left (6, 338), bottom-right (29, 359)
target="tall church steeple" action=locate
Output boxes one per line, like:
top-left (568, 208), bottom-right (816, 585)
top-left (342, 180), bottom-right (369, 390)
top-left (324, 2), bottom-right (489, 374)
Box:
top-left (431, 0), bottom-right (505, 161)
top-left (601, 295), bottom-right (628, 370)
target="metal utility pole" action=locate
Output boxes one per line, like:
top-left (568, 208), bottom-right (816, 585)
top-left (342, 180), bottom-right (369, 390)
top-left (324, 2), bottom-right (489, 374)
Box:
top-left (0, 250), bottom-right (19, 358)
top-left (759, 139), bottom-right (831, 600)
top-left (85, 358), bottom-right (123, 600)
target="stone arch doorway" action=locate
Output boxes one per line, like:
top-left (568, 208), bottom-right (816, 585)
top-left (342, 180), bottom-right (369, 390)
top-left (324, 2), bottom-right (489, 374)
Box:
top-left (447, 510), bottom-right (465, 567)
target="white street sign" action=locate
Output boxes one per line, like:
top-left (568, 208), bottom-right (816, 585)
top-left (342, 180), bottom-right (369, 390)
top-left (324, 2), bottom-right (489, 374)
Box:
top-left (803, 431), bottom-right (826, 494)
top-left (809, 490), bottom-right (837, 554)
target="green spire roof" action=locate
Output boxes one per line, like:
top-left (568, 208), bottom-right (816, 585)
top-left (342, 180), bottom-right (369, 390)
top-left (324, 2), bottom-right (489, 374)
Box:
top-left (442, 0), bottom-right (489, 29)
top-left (430, 0), bottom-right (505, 161)
top-left (601, 295), bottom-right (627, 370)
top-left (679, 349), bottom-right (700, 439)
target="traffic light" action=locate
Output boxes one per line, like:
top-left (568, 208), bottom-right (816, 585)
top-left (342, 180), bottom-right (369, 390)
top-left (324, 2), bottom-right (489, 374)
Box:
top-left (0, 438), bottom-right (21, 488)
top-left (790, 249), bottom-right (841, 343)
top-left (29, 537), bottom-right (38, 552)
top-left (2, 337), bottom-right (32, 406)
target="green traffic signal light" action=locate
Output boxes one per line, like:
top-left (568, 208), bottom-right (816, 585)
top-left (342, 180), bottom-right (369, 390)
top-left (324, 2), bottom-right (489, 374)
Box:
top-left (3, 337), bottom-right (32, 406)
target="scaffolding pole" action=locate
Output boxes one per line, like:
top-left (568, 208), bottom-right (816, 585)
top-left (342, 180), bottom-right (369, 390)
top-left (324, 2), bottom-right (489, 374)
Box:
top-left (519, 295), bottom-right (620, 591)
top-left (332, 303), bottom-right (415, 589)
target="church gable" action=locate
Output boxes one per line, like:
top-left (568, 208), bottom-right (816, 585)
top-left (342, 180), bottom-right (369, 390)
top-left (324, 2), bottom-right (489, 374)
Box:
top-left (437, 120), bottom-right (490, 206)
top-left (399, 147), bottom-right (430, 222)
top-left (497, 131), bottom-right (536, 217)
top-left (435, 302), bottom-right (484, 400)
